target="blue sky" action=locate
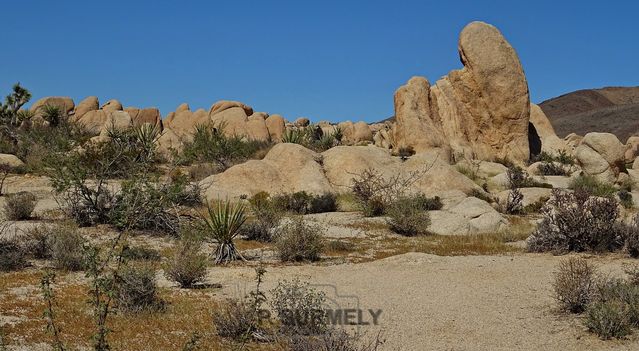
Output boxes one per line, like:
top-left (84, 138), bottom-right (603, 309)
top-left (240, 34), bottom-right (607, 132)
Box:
top-left (1, 0), bottom-right (637, 123)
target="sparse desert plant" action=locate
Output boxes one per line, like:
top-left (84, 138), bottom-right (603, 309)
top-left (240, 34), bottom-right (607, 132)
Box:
top-left (164, 235), bottom-right (208, 288)
top-left (3, 191), bottom-right (37, 220)
top-left (538, 161), bottom-right (569, 176)
top-left (506, 165), bottom-right (550, 188)
top-left (201, 200), bottom-right (247, 264)
top-left (527, 189), bottom-right (621, 253)
top-left (469, 188), bottom-right (493, 203)
top-left (282, 128), bottom-right (308, 144)
top-left (0, 163), bottom-right (11, 196)
top-left (116, 263), bottom-right (163, 313)
top-left (0, 236), bottom-right (27, 271)
top-left (213, 298), bottom-right (261, 340)
top-left (275, 217), bottom-right (325, 262)
top-left (286, 330), bottom-right (385, 351)
top-left (41, 104), bottom-right (63, 127)
top-left (326, 239), bottom-right (355, 253)
top-left (505, 188), bottom-right (523, 214)
top-left (585, 300), bottom-right (632, 339)
top-left (385, 196), bottom-right (432, 236)
top-left (350, 168), bottom-right (428, 217)
top-left (569, 175), bottom-right (617, 198)
top-left (552, 257), bottom-right (599, 313)
top-left (50, 223), bottom-right (86, 271)
top-left (397, 146), bottom-right (415, 161)
top-left (272, 191), bottom-right (313, 214)
top-left (618, 190), bottom-right (634, 209)
top-left (243, 192), bottom-right (283, 242)
top-left (21, 224), bottom-right (53, 259)
top-left (270, 279), bottom-right (328, 336)
top-left (121, 245), bottom-right (161, 262)
top-left (309, 193), bottom-right (338, 213)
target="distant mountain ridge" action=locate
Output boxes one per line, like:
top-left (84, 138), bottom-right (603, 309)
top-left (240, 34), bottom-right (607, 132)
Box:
top-left (539, 86), bottom-right (639, 142)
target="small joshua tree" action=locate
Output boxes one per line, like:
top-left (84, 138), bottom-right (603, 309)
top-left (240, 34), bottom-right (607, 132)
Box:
top-left (201, 200), bottom-right (247, 264)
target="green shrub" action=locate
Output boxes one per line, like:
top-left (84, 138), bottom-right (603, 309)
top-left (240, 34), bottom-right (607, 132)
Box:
top-left (505, 188), bottom-right (523, 214)
top-left (270, 279), bottom-right (327, 335)
top-left (275, 218), bottom-right (325, 262)
top-left (552, 257), bottom-right (598, 313)
top-left (569, 175), bottom-right (617, 198)
top-left (181, 123), bottom-right (269, 170)
top-left (585, 300), bottom-right (632, 339)
top-left (50, 223), bottom-right (86, 271)
top-left (507, 165), bottom-right (551, 188)
top-left (121, 245), bottom-right (161, 262)
top-left (243, 192), bottom-right (282, 242)
top-left (3, 191), bottom-right (37, 220)
top-left (163, 236), bottom-right (208, 288)
top-left (21, 224), bottom-right (52, 259)
top-left (272, 191), bottom-right (312, 214)
top-left (309, 193), bottom-right (338, 213)
top-left (282, 129), bottom-right (307, 144)
top-left (619, 190), bottom-right (634, 209)
top-left (116, 263), bottom-right (163, 313)
top-left (595, 278), bottom-right (639, 326)
top-left (213, 298), bottom-right (260, 339)
top-left (527, 189), bottom-right (621, 253)
top-left (350, 168), bottom-right (424, 217)
top-left (0, 237), bottom-right (27, 271)
top-left (386, 196), bottom-right (432, 236)
top-left (538, 162), bottom-right (569, 176)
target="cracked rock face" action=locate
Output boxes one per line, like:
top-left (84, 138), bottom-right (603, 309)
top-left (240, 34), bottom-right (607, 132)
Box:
top-left (392, 21), bottom-right (531, 163)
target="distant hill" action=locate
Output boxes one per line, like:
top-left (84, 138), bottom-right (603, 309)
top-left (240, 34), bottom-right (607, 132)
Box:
top-left (539, 86), bottom-right (639, 142)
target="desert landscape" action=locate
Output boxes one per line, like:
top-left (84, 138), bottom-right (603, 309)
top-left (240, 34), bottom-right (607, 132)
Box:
top-left (2, 10), bottom-right (639, 351)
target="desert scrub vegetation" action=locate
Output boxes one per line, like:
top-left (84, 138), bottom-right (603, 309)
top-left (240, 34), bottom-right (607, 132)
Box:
top-left (49, 223), bottom-right (87, 271)
top-left (3, 191), bottom-right (37, 220)
top-left (506, 165), bottom-right (552, 188)
top-left (385, 195), bottom-right (441, 236)
top-left (200, 200), bottom-right (247, 264)
top-left (569, 174), bottom-right (617, 198)
top-left (350, 167), bottom-right (429, 217)
top-left (116, 263), bottom-right (164, 313)
top-left (270, 278), bottom-right (328, 336)
top-left (552, 258), bottom-right (639, 340)
top-left (242, 192), bottom-right (283, 242)
top-left (163, 233), bottom-right (208, 288)
top-left (281, 124), bottom-right (343, 152)
top-left (0, 236), bottom-right (27, 271)
top-left (270, 191), bottom-right (338, 214)
top-left (527, 189), bottom-right (626, 253)
top-left (275, 217), bottom-right (325, 262)
top-left (180, 123), bottom-right (271, 171)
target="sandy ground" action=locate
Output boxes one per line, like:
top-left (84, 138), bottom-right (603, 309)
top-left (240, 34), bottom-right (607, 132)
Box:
top-left (195, 252), bottom-right (639, 351)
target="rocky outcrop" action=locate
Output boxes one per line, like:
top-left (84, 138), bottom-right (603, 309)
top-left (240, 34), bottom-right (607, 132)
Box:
top-left (74, 96), bottom-right (99, 121)
top-left (30, 97), bottom-right (75, 117)
top-left (575, 132), bottom-right (626, 182)
top-left (0, 154), bottom-right (25, 168)
top-left (125, 107), bottom-right (163, 130)
top-left (529, 103), bottom-right (569, 156)
top-left (201, 144), bottom-right (485, 200)
top-left (164, 105), bottom-right (209, 139)
top-left (392, 21), bottom-right (531, 163)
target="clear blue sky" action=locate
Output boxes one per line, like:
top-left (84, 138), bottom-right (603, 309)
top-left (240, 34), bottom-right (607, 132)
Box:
top-left (2, 0), bottom-right (637, 123)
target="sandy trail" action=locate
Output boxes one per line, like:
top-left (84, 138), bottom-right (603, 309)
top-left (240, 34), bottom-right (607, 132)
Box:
top-left (203, 252), bottom-right (639, 351)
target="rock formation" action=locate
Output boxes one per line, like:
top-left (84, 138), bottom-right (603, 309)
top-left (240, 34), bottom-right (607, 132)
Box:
top-left (392, 21), bottom-right (531, 163)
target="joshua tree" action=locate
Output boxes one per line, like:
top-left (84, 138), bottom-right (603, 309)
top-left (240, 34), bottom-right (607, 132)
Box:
top-left (201, 200), bottom-right (247, 264)
top-left (0, 83), bottom-right (31, 127)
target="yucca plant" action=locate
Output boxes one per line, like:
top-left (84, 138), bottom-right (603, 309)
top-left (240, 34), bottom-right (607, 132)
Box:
top-left (281, 128), bottom-right (306, 145)
top-left (42, 104), bottom-right (63, 127)
top-left (133, 123), bottom-right (161, 163)
top-left (201, 200), bottom-right (247, 264)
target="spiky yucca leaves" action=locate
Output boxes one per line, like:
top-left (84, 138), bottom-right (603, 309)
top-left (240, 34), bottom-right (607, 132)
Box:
top-left (201, 200), bottom-right (247, 264)
top-left (42, 105), bottom-right (63, 127)
top-left (281, 128), bottom-right (307, 144)
top-left (133, 123), bottom-right (161, 163)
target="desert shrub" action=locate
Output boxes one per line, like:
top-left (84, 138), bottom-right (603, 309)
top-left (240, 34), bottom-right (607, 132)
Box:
top-left (531, 150), bottom-right (575, 166)
top-left (522, 197), bottom-right (549, 214)
top-left (538, 162), bottom-right (569, 176)
top-left (213, 298), bottom-right (261, 340)
top-left (272, 191), bottom-right (313, 214)
top-left (163, 235), bottom-right (208, 288)
top-left (181, 123), bottom-right (269, 170)
top-left (569, 175), bottom-right (617, 198)
top-left (3, 191), bottom-right (37, 220)
top-left (350, 168), bottom-right (426, 217)
top-left (595, 278), bottom-right (639, 327)
top-left (527, 189), bottom-right (621, 253)
top-left (0, 237), bottom-right (27, 271)
top-left (201, 200), bottom-right (247, 264)
top-left (49, 223), bottom-right (86, 271)
top-left (469, 188), bottom-right (493, 203)
top-left (309, 193), bottom-right (338, 213)
top-left (456, 163), bottom-right (480, 181)
top-left (326, 240), bottom-right (355, 253)
top-left (188, 162), bottom-right (219, 181)
top-left (585, 300), bottom-right (632, 339)
top-left (275, 218), bottom-right (325, 262)
top-left (121, 245), bottom-right (161, 262)
top-left (109, 176), bottom-right (182, 235)
top-left (625, 265), bottom-right (639, 286)
top-left (270, 279), bottom-right (327, 335)
top-left (243, 192), bottom-right (283, 242)
top-left (397, 146), bottom-right (415, 161)
top-left (505, 188), bottom-right (523, 214)
top-left (286, 330), bottom-right (384, 351)
top-left (506, 165), bottom-right (550, 188)
top-left (618, 190), bottom-right (634, 209)
top-left (552, 257), bottom-right (599, 313)
top-left (116, 263), bottom-right (163, 313)
top-left (385, 196), bottom-right (432, 236)
top-left (494, 156), bottom-right (516, 169)
top-left (0, 163), bottom-right (13, 196)
top-left (21, 224), bottom-right (53, 259)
